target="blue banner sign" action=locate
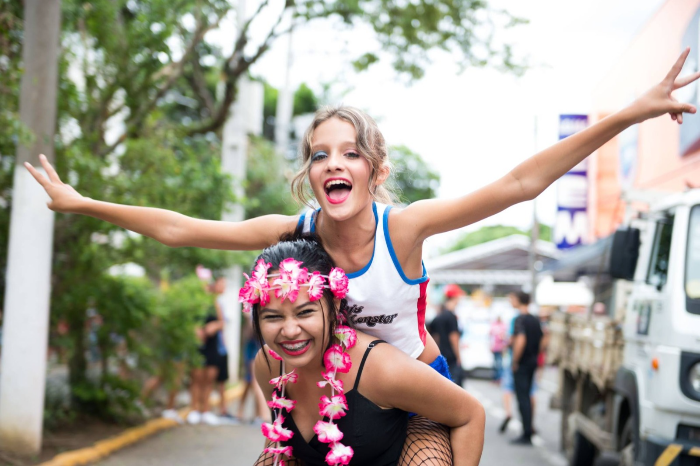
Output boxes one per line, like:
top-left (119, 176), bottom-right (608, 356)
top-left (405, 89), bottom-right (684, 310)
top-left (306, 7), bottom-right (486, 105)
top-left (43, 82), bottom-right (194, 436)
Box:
top-left (555, 114), bottom-right (589, 249)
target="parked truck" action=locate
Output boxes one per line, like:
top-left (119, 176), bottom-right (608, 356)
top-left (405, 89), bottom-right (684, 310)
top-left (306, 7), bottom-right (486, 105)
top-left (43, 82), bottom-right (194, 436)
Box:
top-left (548, 189), bottom-right (700, 466)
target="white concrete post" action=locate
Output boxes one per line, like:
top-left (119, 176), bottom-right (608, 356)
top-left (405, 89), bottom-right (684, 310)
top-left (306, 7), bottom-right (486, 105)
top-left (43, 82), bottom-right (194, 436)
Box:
top-left (220, 77), bottom-right (247, 383)
top-left (220, 0), bottom-right (247, 384)
top-left (221, 76), bottom-right (264, 383)
top-left (0, 0), bottom-right (60, 455)
top-left (275, 32), bottom-right (294, 158)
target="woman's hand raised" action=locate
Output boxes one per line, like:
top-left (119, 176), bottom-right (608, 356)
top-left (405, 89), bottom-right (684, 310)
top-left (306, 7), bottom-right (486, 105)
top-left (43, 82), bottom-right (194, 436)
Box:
top-left (24, 154), bottom-right (86, 214)
top-left (631, 47), bottom-right (700, 125)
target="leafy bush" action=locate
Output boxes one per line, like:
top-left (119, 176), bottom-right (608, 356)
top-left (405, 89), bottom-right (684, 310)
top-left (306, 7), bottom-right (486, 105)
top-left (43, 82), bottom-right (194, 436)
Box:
top-left (138, 275), bottom-right (212, 387)
top-left (71, 375), bottom-right (142, 424)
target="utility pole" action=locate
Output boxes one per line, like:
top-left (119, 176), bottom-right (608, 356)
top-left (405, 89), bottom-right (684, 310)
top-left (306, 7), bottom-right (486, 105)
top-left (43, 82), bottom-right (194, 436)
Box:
top-left (528, 116), bottom-right (539, 306)
top-left (275, 30), bottom-right (294, 158)
top-left (0, 0), bottom-right (61, 455)
top-left (220, 0), bottom-right (265, 383)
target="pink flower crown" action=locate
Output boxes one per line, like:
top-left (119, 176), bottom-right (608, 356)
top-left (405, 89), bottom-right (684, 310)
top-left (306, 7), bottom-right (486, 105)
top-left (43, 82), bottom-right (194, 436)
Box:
top-left (239, 258), bottom-right (349, 313)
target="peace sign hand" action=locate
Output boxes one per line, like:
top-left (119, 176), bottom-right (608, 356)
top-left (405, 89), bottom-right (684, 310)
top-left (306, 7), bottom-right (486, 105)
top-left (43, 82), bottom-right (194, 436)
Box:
top-left (632, 47), bottom-right (700, 125)
top-left (24, 154), bottom-right (86, 213)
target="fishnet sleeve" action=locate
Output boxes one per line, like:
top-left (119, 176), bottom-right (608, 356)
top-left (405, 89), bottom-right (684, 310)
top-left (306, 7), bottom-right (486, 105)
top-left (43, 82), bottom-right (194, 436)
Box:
top-left (253, 439), bottom-right (304, 466)
top-left (398, 415), bottom-right (453, 466)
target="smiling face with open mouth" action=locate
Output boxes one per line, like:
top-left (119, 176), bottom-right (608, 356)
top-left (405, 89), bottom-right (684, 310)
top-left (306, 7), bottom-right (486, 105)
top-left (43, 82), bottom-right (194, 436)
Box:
top-left (308, 118), bottom-right (373, 220)
top-left (258, 290), bottom-right (330, 370)
top-left (324, 177), bottom-right (353, 204)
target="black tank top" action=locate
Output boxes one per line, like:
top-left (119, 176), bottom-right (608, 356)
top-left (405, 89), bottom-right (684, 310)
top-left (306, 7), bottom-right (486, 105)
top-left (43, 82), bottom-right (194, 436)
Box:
top-left (274, 340), bottom-right (408, 466)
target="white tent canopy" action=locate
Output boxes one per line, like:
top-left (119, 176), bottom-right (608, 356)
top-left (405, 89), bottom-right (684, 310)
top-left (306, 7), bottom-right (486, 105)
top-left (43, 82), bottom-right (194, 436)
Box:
top-left (535, 276), bottom-right (594, 306)
top-left (425, 235), bottom-right (560, 286)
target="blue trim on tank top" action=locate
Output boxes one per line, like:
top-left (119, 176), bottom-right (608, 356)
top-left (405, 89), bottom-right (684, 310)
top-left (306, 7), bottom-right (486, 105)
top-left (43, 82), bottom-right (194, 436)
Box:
top-left (310, 208), bottom-right (320, 233)
top-left (296, 212), bottom-right (306, 230)
top-left (382, 206), bottom-right (429, 285)
top-left (346, 202), bottom-right (378, 278)
top-left (312, 203), bottom-right (378, 279)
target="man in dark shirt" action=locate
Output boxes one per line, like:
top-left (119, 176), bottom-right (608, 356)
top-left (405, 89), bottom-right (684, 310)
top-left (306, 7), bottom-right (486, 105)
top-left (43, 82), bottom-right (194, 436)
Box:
top-left (428, 284), bottom-right (464, 386)
top-left (511, 291), bottom-right (543, 445)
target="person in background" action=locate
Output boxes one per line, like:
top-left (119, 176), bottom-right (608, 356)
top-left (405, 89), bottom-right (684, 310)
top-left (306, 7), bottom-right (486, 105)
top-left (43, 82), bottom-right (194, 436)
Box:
top-left (209, 275), bottom-right (236, 422)
top-left (428, 284), bottom-right (465, 386)
top-left (489, 315), bottom-right (507, 383)
top-left (499, 292), bottom-right (538, 435)
top-left (234, 312), bottom-right (268, 424)
top-left (140, 358), bottom-right (186, 423)
top-left (187, 280), bottom-right (224, 426)
top-left (510, 291), bottom-right (543, 445)
top-left (592, 302), bottom-right (607, 316)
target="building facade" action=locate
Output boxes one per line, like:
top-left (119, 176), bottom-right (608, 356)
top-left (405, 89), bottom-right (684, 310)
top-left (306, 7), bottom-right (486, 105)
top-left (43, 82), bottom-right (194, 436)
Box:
top-left (589, 0), bottom-right (700, 240)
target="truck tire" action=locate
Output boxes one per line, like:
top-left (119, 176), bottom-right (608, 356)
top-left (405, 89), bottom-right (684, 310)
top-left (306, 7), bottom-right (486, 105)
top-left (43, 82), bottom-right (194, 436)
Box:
top-left (619, 418), bottom-right (635, 466)
top-left (570, 431), bottom-right (597, 466)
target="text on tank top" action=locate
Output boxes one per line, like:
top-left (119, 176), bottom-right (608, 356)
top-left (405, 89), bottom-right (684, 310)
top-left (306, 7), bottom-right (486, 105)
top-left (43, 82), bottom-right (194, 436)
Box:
top-left (298, 202), bottom-right (429, 358)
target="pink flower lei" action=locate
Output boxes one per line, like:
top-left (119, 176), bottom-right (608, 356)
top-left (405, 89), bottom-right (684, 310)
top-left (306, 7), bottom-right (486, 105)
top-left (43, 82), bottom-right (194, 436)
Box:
top-left (240, 258), bottom-right (356, 466)
top-left (239, 258), bottom-right (348, 312)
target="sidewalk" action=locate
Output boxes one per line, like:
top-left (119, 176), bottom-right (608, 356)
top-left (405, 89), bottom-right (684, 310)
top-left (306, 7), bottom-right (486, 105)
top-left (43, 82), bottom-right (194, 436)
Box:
top-left (91, 385), bottom-right (266, 466)
top-left (94, 424), bottom-right (263, 466)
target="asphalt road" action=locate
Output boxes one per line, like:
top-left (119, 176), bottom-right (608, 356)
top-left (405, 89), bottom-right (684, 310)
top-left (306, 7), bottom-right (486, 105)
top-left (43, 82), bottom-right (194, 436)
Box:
top-left (94, 367), bottom-right (569, 466)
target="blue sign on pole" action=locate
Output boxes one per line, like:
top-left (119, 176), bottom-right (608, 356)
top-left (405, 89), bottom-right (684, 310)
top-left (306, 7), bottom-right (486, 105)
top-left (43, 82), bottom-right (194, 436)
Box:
top-left (555, 114), bottom-right (589, 249)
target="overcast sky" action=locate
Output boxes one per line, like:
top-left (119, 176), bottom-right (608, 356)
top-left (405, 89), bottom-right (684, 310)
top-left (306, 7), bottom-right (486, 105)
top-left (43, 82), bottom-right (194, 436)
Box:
top-left (208, 0), bottom-right (668, 256)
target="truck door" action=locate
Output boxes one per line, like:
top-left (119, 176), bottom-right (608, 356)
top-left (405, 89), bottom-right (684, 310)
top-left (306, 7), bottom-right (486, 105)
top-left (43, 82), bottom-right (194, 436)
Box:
top-left (625, 215), bottom-right (674, 344)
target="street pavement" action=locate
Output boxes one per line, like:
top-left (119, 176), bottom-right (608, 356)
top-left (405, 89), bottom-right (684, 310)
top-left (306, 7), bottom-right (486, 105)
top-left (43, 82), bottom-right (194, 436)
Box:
top-left (468, 368), bottom-right (567, 466)
top-left (94, 424), bottom-right (265, 466)
top-left (94, 368), bottom-right (568, 466)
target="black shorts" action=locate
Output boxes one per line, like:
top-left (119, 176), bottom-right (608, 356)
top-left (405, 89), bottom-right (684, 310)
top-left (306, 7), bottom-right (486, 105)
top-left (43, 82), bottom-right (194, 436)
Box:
top-left (199, 346), bottom-right (221, 368)
top-left (216, 354), bottom-right (229, 382)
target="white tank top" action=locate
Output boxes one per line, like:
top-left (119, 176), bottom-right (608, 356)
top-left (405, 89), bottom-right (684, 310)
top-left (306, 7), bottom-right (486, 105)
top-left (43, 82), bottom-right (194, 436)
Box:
top-left (299, 202), bottom-right (429, 358)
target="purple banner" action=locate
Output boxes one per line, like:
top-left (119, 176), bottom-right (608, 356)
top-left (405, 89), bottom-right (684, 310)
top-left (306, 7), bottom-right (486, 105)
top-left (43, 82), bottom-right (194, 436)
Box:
top-left (555, 114), bottom-right (589, 249)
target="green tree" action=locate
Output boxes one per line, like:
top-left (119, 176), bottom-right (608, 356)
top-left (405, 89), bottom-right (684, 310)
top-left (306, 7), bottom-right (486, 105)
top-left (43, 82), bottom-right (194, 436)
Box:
top-left (262, 82), bottom-right (279, 141)
top-left (70, 275), bottom-right (155, 420)
top-left (245, 135), bottom-right (298, 220)
top-left (444, 223), bottom-right (553, 253)
top-left (293, 83), bottom-right (319, 116)
top-left (538, 223), bottom-right (552, 242)
top-left (181, 1), bottom-right (525, 135)
top-left (0, 1), bottom-right (27, 309)
top-left (262, 82), bottom-right (320, 142)
top-left (138, 275), bottom-right (211, 391)
top-left (388, 145), bottom-right (440, 205)
top-left (1, 0), bottom-right (526, 419)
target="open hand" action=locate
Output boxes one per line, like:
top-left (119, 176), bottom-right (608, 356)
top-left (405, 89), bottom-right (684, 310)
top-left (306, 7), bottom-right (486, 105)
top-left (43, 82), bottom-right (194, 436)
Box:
top-left (24, 154), bottom-right (85, 213)
top-left (633, 47), bottom-right (700, 125)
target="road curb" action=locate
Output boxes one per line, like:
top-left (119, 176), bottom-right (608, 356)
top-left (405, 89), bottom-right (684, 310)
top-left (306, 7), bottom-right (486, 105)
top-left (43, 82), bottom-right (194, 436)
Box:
top-left (38, 384), bottom-right (244, 466)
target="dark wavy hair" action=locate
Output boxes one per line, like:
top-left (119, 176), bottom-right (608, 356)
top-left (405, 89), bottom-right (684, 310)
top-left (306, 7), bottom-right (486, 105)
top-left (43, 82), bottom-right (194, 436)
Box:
top-left (250, 233), bottom-right (352, 368)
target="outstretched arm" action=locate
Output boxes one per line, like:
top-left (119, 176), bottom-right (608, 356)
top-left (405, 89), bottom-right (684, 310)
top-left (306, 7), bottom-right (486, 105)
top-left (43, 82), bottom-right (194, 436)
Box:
top-left (24, 154), bottom-right (298, 250)
top-left (399, 48), bottom-right (700, 242)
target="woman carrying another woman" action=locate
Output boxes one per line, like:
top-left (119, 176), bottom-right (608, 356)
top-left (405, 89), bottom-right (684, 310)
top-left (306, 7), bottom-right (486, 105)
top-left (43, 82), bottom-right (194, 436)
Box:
top-left (248, 236), bottom-right (484, 465)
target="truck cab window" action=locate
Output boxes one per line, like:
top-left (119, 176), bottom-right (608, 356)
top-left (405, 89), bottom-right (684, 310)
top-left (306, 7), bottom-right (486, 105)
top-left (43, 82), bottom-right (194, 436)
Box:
top-left (647, 216), bottom-right (674, 289)
top-left (686, 206), bottom-right (700, 314)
